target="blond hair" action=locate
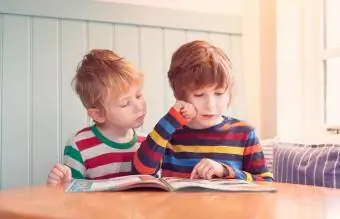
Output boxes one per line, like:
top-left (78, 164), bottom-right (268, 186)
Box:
top-left (73, 49), bottom-right (143, 110)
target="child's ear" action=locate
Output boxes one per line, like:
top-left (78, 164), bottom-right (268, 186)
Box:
top-left (87, 108), bottom-right (106, 124)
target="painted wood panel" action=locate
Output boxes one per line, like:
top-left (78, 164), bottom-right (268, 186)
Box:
top-left (0, 0), bottom-right (242, 189)
top-left (31, 17), bottom-right (59, 185)
top-left (0, 0), bottom-right (242, 35)
top-left (1, 15), bottom-right (31, 189)
top-left (114, 25), bottom-right (140, 69)
top-left (230, 36), bottom-right (245, 119)
top-left (186, 30), bottom-right (210, 42)
top-left (140, 27), bottom-right (164, 133)
top-left (0, 14), bottom-right (3, 189)
top-left (60, 20), bottom-right (88, 154)
top-left (163, 29), bottom-right (187, 109)
top-left (88, 21), bottom-right (114, 50)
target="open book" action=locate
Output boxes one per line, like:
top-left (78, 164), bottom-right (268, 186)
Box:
top-left (65, 175), bottom-right (276, 193)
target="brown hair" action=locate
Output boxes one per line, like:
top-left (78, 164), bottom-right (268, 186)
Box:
top-left (73, 49), bottom-right (143, 111)
top-left (168, 40), bottom-right (233, 105)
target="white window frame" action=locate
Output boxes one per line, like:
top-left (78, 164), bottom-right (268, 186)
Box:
top-left (301, 0), bottom-right (340, 141)
top-left (321, 0), bottom-right (340, 129)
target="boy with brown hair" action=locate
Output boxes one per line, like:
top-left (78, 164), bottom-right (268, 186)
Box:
top-left (47, 49), bottom-right (147, 185)
top-left (133, 40), bottom-right (273, 181)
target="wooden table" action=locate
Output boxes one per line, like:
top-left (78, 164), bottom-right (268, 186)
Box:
top-left (0, 182), bottom-right (339, 219)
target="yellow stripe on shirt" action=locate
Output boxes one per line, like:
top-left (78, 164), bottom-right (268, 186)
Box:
top-left (258, 171), bottom-right (274, 178)
top-left (168, 144), bottom-right (244, 155)
top-left (150, 130), bottom-right (168, 148)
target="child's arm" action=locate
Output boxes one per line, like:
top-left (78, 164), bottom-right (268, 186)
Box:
top-left (223, 129), bottom-right (273, 182)
top-left (63, 141), bottom-right (86, 179)
top-left (47, 138), bottom-right (86, 185)
top-left (190, 129), bottom-right (273, 182)
top-left (133, 101), bottom-right (194, 175)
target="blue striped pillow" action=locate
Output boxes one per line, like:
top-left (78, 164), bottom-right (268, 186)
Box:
top-left (273, 142), bottom-right (340, 188)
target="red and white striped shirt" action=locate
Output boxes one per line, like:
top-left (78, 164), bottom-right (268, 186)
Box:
top-left (63, 125), bottom-right (145, 180)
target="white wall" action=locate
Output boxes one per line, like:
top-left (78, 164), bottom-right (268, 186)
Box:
top-left (242, 0), bottom-right (277, 139)
top-left (276, 0), bottom-right (304, 141)
top-left (96, 0), bottom-right (244, 15)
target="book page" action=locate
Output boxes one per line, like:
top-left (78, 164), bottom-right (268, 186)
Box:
top-left (164, 178), bottom-right (276, 192)
top-left (165, 178), bottom-right (246, 190)
top-left (66, 175), bottom-right (165, 192)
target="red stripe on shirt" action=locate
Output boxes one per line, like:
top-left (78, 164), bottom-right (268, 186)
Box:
top-left (248, 158), bottom-right (266, 169)
top-left (172, 132), bottom-right (247, 141)
top-left (85, 152), bottom-right (134, 168)
top-left (76, 137), bottom-right (102, 151)
top-left (137, 135), bottom-right (146, 143)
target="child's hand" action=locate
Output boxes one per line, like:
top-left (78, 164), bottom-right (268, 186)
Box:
top-left (173, 100), bottom-right (197, 122)
top-left (190, 158), bottom-right (227, 180)
top-left (47, 163), bottom-right (72, 186)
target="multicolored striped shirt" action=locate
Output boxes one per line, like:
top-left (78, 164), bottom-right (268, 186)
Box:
top-left (63, 125), bottom-right (145, 180)
top-left (133, 108), bottom-right (274, 182)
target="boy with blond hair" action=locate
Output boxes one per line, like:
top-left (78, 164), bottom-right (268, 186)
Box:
top-left (133, 40), bottom-right (273, 181)
top-left (47, 49), bottom-right (146, 185)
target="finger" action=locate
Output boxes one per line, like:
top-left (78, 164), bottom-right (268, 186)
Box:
top-left (56, 164), bottom-right (69, 174)
top-left (182, 113), bottom-right (193, 122)
top-left (173, 101), bottom-right (184, 112)
top-left (191, 158), bottom-right (209, 179)
top-left (198, 163), bottom-right (211, 179)
top-left (190, 161), bottom-right (203, 179)
top-left (183, 104), bottom-right (193, 111)
top-left (180, 108), bottom-right (187, 115)
top-left (53, 168), bottom-right (66, 178)
top-left (47, 179), bottom-right (60, 186)
top-left (182, 105), bottom-right (189, 111)
top-left (190, 165), bottom-right (198, 179)
top-left (180, 108), bottom-right (187, 114)
top-left (193, 160), bottom-right (207, 179)
top-left (186, 111), bottom-right (196, 120)
top-left (62, 165), bottom-right (71, 175)
top-left (206, 168), bottom-right (215, 180)
top-left (182, 112), bottom-right (189, 118)
top-left (48, 173), bottom-right (61, 182)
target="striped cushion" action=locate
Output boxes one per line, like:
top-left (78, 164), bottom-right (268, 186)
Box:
top-left (260, 139), bottom-right (275, 171)
top-left (273, 142), bottom-right (340, 188)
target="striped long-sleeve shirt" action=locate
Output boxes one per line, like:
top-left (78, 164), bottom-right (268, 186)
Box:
top-left (64, 125), bottom-right (145, 180)
top-left (133, 108), bottom-right (274, 182)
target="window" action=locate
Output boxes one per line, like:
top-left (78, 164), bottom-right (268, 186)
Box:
top-left (274, 0), bottom-right (339, 140)
top-left (323, 0), bottom-right (340, 127)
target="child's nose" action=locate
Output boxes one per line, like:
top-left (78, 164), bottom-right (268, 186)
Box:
top-left (206, 98), bottom-right (216, 110)
top-left (134, 101), bottom-right (144, 112)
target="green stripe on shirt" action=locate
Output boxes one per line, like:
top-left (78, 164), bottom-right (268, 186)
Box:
top-left (64, 145), bottom-right (84, 164)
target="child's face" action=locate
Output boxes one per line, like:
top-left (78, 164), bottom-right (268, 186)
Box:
top-left (101, 84), bottom-right (146, 130)
top-left (185, 85), bottom-right (228, 129)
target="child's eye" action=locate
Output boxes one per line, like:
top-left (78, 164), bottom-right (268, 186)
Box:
top-left (119, 101), bottom-right (129, 108)
top-left (193, 93), bottom-right (204, 97)
top-left (215, 92), bottom-right (225, 96)
top-left (136, 93), bottom-right (143, 99)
